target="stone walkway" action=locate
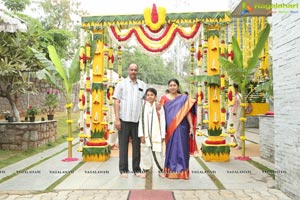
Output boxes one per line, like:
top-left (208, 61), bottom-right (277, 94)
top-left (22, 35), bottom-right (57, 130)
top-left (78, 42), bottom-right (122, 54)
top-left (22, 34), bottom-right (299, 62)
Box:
top-left (0, 129), bottom-right (291, 200)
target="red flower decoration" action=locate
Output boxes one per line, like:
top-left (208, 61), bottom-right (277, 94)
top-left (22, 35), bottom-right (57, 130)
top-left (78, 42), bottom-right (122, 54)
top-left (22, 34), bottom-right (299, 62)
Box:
top-left (228, 51), bottom-right (234, 60)
top-left (108, 54), bottom-right (114, 63)
top-left (197, 49), bottom-right (202, 60)
top-left (205, 140), bottom-right (226, 145)
top-left (86, 141), bottom-right (108, 146)
top-left (151, 4), bottom-right (159, 23)
top-left (81, 94), bottom-right (86, 106)
top-left (228, 91), bottom-right (233, 101)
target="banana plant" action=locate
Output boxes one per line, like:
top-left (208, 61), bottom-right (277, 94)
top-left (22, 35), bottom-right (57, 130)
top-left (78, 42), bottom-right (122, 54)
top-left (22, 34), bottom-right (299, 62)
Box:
top-left (32, 45), bottom-right (80, 159)
top-left (219, 23), bottom-right (270, 158)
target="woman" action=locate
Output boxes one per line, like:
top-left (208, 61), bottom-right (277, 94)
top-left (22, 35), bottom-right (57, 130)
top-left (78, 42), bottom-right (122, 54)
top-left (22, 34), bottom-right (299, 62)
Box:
top-left (160, 79), bottom-right (196, 179)
top-left (227, 83), bottom-right (243, 149)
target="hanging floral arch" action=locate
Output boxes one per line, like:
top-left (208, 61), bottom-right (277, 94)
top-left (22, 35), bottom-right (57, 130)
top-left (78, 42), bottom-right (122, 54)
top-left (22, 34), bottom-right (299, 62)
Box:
top-left (108, 22), bottom-right (201, 55)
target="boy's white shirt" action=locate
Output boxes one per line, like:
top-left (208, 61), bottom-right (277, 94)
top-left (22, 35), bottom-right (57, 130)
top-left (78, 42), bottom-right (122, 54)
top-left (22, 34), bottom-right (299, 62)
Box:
top-left (138, 101), bottom-right (166, 152)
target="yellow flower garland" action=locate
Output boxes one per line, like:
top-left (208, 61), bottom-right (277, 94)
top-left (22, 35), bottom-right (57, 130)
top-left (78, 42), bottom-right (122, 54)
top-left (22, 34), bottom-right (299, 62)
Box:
top-left (102, 107), bottom-right (109, 112)
top-left (65, 103), bottom-right (73, 109)
top-left (240, 117), bottom-right (247, 122)
top-left (112, 23), bottom-right (200, 52)
top-left (66, 120), bottom-right (73, 124)
top-left (228, 142), bottom-right (237, 147)
top-left (240, 103), bottom-right (248, 107)
top-left (227, 128), bottom-right (235, 134)
top-left (66, 137), bottom-right (74, 142)
top-left (240, 136), bottom-right (247, 141)
top-left (78, 134), bottom-right (89, 138)
top-left (197, 131), bottom-right (204, 136)
top-left (203, 105), bottom-right (209, 109)
top-left (220, 133), bottom-right (228, 137)
top-left (203, 120), bottom-right (209, 124)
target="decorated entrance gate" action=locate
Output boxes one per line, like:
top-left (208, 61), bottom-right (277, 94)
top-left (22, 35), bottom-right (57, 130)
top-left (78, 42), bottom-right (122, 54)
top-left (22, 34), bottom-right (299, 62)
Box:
top-left (77, 4), bottom-right (269, 162)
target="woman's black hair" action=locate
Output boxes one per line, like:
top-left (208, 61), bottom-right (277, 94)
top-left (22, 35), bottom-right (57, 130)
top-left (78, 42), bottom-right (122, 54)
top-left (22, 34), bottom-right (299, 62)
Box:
top-left (183, 91), bottom-right (189, 96)
top-left (168, 78), bottom-right (181, 93)
top-left (168, 78), bottom-right (179, 86)
top-left (145, 88), bottom-right (157, 96)
top-left (233, 83), bottom-right (239, 90)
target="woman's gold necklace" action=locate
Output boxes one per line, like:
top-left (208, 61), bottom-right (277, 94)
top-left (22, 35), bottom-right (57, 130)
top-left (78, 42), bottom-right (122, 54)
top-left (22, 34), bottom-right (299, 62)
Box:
top-left (169, 93), bottom-right (178, 100)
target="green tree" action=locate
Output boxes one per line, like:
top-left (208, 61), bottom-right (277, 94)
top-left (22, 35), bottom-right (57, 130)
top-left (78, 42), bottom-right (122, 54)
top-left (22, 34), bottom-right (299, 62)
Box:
top-left (118, 46), bottom-right (179, 85)
top-left (17, 14), bottom-right (73, 59)
top-left (39, 0), bottom-right (87, 57)
top-left (0, 32), bottom-right (42, 122)
top-left (40, 0), bottom-right (85, 30)
top-left (2, 0), bottom-right (30, 12)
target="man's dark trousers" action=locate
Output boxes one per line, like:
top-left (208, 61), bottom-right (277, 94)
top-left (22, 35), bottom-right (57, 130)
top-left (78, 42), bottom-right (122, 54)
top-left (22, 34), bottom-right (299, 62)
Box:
top-left (118, 120), bottom-right (141, 174)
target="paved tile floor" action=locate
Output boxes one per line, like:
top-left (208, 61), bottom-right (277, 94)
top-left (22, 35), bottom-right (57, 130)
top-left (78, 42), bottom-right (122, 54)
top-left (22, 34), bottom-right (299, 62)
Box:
top-left (0, 129), bottom-right (291, 200)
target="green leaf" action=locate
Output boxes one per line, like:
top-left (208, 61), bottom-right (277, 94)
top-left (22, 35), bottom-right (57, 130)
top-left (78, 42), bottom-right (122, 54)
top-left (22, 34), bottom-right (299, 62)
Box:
top-left (67, 47), bottom-right (80, 89)
top-left (219, 56), bottom-right (244, 83)
top-left (92, 83), bottom-right (104, 92)
top-left (47, 45), bottom-right (70, 95)
top-left (82, 146), bottom-right (111, 156)
top-left (91, 129), bottom-right (105, 138)
top-left (30, 48), bottom-right (56, 72)
top-left (188, 75), bottom-right (220, 86)
top-left (187, 75), bottom-right (210, 83)
top-left (232, 36), bottom-right (243, 69)
top-left (246, 23), bottom-right (271, 75)
top-left (255, 80), bottom-right (273, 97)
top-left (31, 48), bottom-right (62, 90)
top-left (47, 46), bottom-right (66, 80)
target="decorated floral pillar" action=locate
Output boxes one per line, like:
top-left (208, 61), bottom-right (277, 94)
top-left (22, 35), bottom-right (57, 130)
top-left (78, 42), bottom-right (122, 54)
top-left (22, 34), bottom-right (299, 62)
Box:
top-left (201, 25), bottom-right (230, 162)
top-left (78, 30), bottom-right (91, 152)
top-left (189, 43), bottom-right (195, 95)
top-left (82, 30), bottom-right (111, 162)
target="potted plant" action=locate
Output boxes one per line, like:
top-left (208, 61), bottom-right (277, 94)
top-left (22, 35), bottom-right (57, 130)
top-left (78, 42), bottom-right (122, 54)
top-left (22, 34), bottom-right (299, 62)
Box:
top-left (3, 111), bottom-right (13, 122)
top-left (44, 89), bottom-right (59, 120)
top-left (27, 106), bottom-right (38, 122)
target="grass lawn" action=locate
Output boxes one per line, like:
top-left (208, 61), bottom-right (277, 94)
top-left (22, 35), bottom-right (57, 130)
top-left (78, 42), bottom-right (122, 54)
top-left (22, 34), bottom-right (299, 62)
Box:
top-left (0, 111), bottom-right (80, 169)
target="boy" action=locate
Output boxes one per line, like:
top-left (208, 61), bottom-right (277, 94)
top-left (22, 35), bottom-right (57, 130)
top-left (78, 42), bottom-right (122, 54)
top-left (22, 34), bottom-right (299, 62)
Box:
top-left (138, 88), bottom-right (166, 178)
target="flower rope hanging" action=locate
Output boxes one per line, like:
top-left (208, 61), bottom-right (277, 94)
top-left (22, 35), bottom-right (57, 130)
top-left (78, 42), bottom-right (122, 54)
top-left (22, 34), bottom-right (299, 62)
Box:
top-left (107, 4), bottom-right (201, 55)
top-left (108, 23), bottom-right (201, 55)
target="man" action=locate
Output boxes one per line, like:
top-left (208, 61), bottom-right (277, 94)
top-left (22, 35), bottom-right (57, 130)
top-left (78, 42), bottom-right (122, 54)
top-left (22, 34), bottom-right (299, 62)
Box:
top-left (113, 63), bottom-right (147, 177)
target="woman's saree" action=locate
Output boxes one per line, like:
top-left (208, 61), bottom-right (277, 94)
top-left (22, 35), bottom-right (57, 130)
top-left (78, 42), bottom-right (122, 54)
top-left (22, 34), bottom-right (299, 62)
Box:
top-left (161, 95), bottom-right (196, 179)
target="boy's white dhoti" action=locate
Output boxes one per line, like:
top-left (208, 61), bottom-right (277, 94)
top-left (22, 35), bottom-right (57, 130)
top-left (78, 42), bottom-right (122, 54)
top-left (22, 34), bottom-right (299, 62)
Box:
top-left (138, 101), bottom-right (166, 171)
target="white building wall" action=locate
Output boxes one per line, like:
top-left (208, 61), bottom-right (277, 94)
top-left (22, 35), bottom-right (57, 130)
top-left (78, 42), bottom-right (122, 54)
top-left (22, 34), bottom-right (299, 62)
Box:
top-left (272, 0), bottom-right (300, 199)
